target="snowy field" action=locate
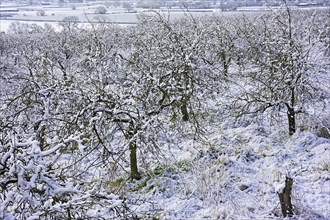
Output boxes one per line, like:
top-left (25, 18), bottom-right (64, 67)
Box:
top-left (1, 3), bottom-right (328, 32)
top-left (1, 4), bottom-right (329, 33)
top-left (0, 3), bottom-right (271, 32)
top-left (1, 4), bottom-right (137, 32)
top-left (124, 126), bottom-right (330, 219)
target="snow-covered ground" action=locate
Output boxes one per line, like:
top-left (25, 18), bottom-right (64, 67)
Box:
top-left (0, 4), bottom-right (266, 32)
top-left (108, 125), bottom-right (330, 219)
top-left (0, 5), bottom-right (139, 32)
top-left (1, 4), bottom-right (328, 33)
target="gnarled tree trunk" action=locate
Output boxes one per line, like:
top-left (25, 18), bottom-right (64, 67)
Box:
top-left (278, 176), bottom-right (294, 217)
top-left (287, 107), bottom-right (296, 136)
top-left (287, 86), bottom-right (296, 136)
top-left (129, 140), bottom-right (140, 180)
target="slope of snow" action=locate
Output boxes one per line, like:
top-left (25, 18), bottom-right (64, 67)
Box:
top-left (122, 125), bottom-right (329, 219)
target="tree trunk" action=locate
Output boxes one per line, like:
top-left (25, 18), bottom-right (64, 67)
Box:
top-left (181, 104), bottom-right (189, 122)
top-left (278, 177), bottom-right (294, 217)
top-left (129, 140), bottom-right (140, 180)
top-left (287, 81), bottom-right (296, 136)
top-left (287, 107), bottom-right (296, 136)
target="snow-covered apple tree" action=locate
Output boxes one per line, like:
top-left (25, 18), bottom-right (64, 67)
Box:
top-left (229, 8), bottom-right (330, 135)
top-left (0, 24), bottom-right (133, 219)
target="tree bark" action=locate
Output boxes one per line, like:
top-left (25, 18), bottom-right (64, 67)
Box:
top-left (129, 140), bottom-right (140, 180)
top-left (278, 176), bottom-right (294, 217)
top-left (287, 79), bottom-right (296, 136)
top-left (287, 107), bottom-right (296, 136)
top-left (181, 104), bottom-right (189, 122)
